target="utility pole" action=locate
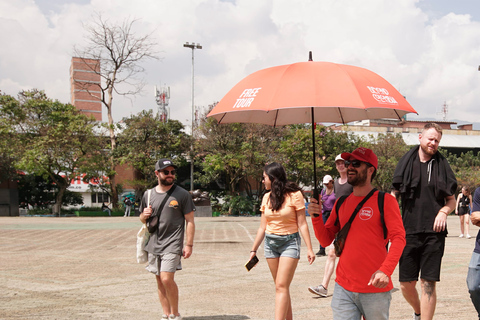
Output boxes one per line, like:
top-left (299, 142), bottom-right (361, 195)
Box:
top-left (183, 42), bottom-right (202, 191)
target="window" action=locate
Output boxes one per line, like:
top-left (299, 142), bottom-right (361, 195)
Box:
top-left (91, 193), bottom-right (110, 204)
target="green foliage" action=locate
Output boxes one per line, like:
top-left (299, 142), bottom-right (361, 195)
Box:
top-left (116, 110), bottom-right (190, 192)
top-left (0, 90), bottom-right (101, 211)
top-left (446, 150), bottom-right (480, 191)
top-left (221, 194), bottom-right (257, 215)
top-left (368, 133), bottom-right (410, 191)
top-left (17, 174), bottom-right (83, 208)
top-left (196, 109), bottom-right (363, 196)
top-left (196, 108), bottom-right (281, 197)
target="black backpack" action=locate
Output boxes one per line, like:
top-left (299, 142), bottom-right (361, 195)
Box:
top-left (334, 190), bottom-right (387, 240)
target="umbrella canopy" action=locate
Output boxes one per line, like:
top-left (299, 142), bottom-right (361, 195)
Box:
top-left (207, 61), bottom-right (417, 126)
top-left (206, 58), bottom-right (417, 201)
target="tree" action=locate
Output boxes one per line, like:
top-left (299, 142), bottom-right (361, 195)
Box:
top-left (73, 14), bottom-right (159, 208)
top-left (276, 125), bottom-right (361, 190)
top-left (368, 133), bottom-right (410, 191)
top-left (196, 107), bottom-right (282, 196)
top-left (0, 92), bottom-right (19, 184)
top-left (0, 90), bottom-right (101, 214)
top-left (17, 173), bottom-right (83, 209)
top-left (116, 110), bottom-right (190, 195)
top-left (446, 150), bottom-right (480, 191)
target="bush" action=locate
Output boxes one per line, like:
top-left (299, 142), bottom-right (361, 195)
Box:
top-left (27, 208), bottom-right (51, 215)
top-left (221, 195), bottom-right (256, 216)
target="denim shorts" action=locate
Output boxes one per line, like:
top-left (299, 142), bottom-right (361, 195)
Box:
top-left (264, 232), bottom-right (301, 259)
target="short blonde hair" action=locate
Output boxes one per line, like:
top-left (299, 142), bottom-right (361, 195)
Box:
top-left (423, 123), bottom-right (443, 136)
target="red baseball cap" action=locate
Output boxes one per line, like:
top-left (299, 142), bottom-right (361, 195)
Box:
top-left (341, 147), bottom-right (378, 170)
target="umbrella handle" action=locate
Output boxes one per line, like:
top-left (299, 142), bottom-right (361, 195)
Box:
top-left (312, 188), bottom-right (320, 217)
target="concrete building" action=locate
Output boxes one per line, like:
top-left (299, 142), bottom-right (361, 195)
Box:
top-left (331, 119), bottom-right (480, 155)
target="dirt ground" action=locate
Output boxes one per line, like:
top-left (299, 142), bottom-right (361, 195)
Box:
top-left (0, 215), bottom-right (477, 319)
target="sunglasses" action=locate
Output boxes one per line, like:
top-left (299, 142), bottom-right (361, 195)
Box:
top-left (161, 169), bottom-right (176, 175)
top-left (344, 160), bottom-right (371, 168)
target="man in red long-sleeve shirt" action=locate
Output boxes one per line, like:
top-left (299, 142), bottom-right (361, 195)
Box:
top-left (311, 147), bottom-right (406, 320)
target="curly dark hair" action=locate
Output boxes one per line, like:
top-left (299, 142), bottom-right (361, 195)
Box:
top-left (264, 162), bottom-right (302, 211)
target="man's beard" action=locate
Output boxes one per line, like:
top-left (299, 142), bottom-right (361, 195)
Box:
top-left (420, 143), bottom-right (437, 157)
top-left (347, 167), bottom-right (368, 186)
top-left (160, 177), bottom-right (174, 186)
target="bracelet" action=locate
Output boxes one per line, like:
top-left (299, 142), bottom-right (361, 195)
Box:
top-left (440, 210), bottom-right (449, 215)
top-left (250, 250), bottom-right (256, 253)
top-left (186, 244), bottom-right (193, 247)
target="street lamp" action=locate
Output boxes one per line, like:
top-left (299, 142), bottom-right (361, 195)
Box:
top-left (184, 42), bottom-right (202, 192)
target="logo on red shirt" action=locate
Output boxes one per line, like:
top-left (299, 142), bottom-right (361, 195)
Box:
top-left (359, 207), bottom-right (374, 220)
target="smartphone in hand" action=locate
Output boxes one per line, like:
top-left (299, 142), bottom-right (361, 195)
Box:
top-left (245, 255), bottom-right (259, 271)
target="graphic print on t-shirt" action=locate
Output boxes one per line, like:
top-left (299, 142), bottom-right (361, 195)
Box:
top-left (359, 206), bottom-right (374, 220)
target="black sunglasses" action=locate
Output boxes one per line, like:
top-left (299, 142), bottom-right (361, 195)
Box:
top-left (345, 160), bottom-right (371, 168)
top-left (161, 169), bottom-right (176, 175)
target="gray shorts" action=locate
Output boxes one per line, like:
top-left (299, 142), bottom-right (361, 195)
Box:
top-left (146, 252), bottom-right (182, 275)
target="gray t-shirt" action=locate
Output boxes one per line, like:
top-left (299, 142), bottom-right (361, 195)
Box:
top-left (334, 178), bottom-right (353, 198)
top-left (140, 185), bottom-right (196, 255)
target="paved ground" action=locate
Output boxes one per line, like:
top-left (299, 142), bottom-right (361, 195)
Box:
top-left (0, 215), bottom-right (477, 319)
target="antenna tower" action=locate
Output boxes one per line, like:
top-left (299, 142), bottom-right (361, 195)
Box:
top-left (155, 85), bottom-right (170, 122)
top-left (440, 101), bottom-right (448, 121)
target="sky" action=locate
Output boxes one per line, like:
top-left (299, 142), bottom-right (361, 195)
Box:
top-left (1, 0), bottom-right (480, 131)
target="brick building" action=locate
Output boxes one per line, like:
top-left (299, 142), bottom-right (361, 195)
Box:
top-left (68, 57), bottom-right (136, 209)
top-left (70, 57), bottom-right (102, 121)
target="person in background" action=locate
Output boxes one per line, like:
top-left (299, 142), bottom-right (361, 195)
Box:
top-left (308, 154), bottom-right (353, 298)
top-left (315, 175), bottom-right (336, 257)
top-left (311, 147), bottom-right (406, 319)
top-left (101, 202), bottom-right (111, 216)
top-left (249, 162), bottom-right (315, 320)
top-left (124, 197), bottom-right (132, 217)
top-left (392, 123), bottom-right (457, 320)
top-left (467, 187), bottom-right (480, 319)
top-left (456, 186), bottom-right (473, 239)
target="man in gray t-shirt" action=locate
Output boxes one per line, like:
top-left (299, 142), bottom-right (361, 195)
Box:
top-left (139, 158), bottom-right (195, 320)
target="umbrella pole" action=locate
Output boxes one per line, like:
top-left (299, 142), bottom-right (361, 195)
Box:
top-left (311, 108), bottom-right (319, 216)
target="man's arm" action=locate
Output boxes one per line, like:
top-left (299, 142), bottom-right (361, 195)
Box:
top-left (471, 211), bottom-right (480, 227)
top-left (433, 194), bottom-right (456, 232)
top-left (310, 199), bottom-right (338, 247)
top-left (183, 211), bottom-right (195, 259)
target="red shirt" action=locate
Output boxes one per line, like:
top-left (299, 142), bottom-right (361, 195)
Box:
top-left (312, 190), bottom-right (406, 293)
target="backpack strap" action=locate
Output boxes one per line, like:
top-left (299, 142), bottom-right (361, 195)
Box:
top-left (334, 191), bottom-right (387, 238)
top-left (377, 191), bottom-right (387, 240)
top-left (334, 195), bottom-right (348, 227)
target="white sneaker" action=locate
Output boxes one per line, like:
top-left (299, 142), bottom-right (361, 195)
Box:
top-left (459, 234), bottom-right (464, 238)
top-left (467, 234), bottom-right (472, 239)
top-left (308, 284), bottom-right (328, 297)
top-left (413, 313), bottom-right (421, 320)
top-left (162, 315), bottom-right (168, 320)
top-left (169, 314), bottom-right (182, 320)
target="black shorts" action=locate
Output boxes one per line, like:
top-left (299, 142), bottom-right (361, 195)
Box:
top-left (458, 206), bottom-right (469, 215)
top-left (399, 233), bottom-right (445, 282)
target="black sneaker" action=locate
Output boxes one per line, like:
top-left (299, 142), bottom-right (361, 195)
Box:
top-left (316, 248), bottom-right (326, 256)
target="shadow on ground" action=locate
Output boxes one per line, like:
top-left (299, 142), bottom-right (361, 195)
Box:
top-left (184, 316), bottom-right (250, 320)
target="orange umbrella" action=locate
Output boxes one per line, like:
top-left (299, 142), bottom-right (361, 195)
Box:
top-left (207, 54), bottom-right (417, 200)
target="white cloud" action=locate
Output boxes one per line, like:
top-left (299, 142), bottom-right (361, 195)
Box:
top-left (1, 0), bottom-right (480, 128)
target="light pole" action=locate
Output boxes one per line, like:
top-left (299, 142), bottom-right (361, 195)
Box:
top-left (184, 42), bottom-right (202, 192)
